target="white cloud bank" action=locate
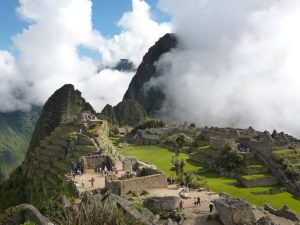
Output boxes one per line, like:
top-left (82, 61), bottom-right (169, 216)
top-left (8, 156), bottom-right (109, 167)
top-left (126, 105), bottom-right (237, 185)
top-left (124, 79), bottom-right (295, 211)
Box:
top-left (0, 0), bottom-right (171, 112)
top-left (154, 0), bottom-right (300, 136)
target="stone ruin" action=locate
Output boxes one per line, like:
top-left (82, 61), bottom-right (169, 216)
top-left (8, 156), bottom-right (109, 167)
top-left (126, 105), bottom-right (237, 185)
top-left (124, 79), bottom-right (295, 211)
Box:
top-left (105, 167), bottom-right (168, 196)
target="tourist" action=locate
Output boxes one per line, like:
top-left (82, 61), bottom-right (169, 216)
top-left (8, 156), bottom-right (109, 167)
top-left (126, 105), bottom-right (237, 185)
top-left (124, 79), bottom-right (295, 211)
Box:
top-left (194, 197), bottom-right (197, 207)
top-left (179, 200), bottom-right (184, 211)
top-left (197, 196), bottom-right (201, 206)
top-left (104, 166), bottom-right (108, 176)
top-left (81, 180), bottom-right (85, 188)
top-left (209, 201), bottom-right (214, 213)
top-left (99, 167), bottom-right (102, 174)
top-left (90, 177), bottom-right (95, 187)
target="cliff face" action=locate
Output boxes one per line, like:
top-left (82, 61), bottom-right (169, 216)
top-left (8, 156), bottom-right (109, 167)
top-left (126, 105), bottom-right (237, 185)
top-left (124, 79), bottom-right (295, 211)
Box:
top-left (0, 84), bottom-right (97, 211)
top-left (123, 33), bottom-right (177, 116)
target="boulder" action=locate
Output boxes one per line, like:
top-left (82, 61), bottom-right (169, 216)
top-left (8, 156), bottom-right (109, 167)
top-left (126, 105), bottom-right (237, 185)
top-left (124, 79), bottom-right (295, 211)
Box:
top-left (219, 192), bottom-right (230, 199)
top-left (215, 198), bottom-right (256, 225)
top-left (141, 208), bottom-right (158, 225)
top-left (0, 204), bottom-right (53, 225)
top-left (164, 218), bottom-right (178, 225)
top-left (144, 196), bottom-right (180, 212)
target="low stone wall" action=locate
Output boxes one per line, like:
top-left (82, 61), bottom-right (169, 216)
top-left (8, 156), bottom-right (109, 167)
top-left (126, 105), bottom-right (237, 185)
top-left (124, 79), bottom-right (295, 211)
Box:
top-left (264, 204), bottom-right (300, 222)
top-left (239, 176), bottom-right (277, 188)
top-left (106, 174), bottom-right (168, 196)
top-left (241, 167), bottom-right (269, 175)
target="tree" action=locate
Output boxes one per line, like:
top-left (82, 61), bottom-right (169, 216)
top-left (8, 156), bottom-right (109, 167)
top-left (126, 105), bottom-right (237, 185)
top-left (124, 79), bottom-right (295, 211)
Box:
top-left (171, 155), bottom-right (186, 182)
top-left (165, 133), bottom-right (193, 156)
top-left (217, 143), bottom-right (244, 174)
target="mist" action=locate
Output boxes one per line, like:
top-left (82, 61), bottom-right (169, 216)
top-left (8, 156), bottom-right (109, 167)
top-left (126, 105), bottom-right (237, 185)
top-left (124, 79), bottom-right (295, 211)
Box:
top-left (0, 0), bottom-right (170, 113)
top-left (154, 0), bottom-right (300, 136)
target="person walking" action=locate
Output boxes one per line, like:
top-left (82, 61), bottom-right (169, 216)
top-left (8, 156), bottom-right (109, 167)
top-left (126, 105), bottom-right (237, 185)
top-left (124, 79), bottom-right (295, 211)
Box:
top-left (193, 197), bottom-right (197, 207)
top-left (90, 177), bottom-right (95, 187)
top-left (209, 201), bottom-right (214, 213)
top-left (197, 196), bottom-right (201, 206)
top-left (179, 200), bottom-right (184, 211)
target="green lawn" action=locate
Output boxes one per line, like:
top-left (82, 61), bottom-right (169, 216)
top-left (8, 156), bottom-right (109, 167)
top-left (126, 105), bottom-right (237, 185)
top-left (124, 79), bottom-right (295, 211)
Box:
top-left (117, 145), bottom-right (300, 214)
top-left (119, 145), bottom-right (205, 174)
top-left (199, 172), bottom-right (300, 214)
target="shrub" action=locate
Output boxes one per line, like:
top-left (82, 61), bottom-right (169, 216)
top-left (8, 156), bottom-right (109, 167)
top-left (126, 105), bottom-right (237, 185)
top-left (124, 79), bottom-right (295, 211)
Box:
top-left (39, 199), bottom-right (64, 222)
top-left (184, 173), bottom-right (208, 189)
top-left (56, 202), bottom-right (140, 225)
top-left (286, 165), bottom-right (300, 180)
top-left (165, 133), bottom-right (193, 155)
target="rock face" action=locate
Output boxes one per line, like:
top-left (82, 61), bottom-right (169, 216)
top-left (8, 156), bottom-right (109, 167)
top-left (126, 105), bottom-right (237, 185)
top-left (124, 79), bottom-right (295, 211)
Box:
top-left (0, 204), bottom-right (53, 225)
top-left (123, 33), bottom-right (177, 116)
top-left (100, 99), bottom-right (146, 126)
top-left (144, 196), bottom-right (180, 212)
top-left (214, 198), bottom-right (256, 225)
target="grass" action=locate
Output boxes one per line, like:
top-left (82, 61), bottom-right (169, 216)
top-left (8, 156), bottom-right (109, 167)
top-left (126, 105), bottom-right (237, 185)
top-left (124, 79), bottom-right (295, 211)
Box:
top-left (199, 171), bottom-right (300, 214)
top-left (118, 145), bottom-right (205, 175)
top-left (241, 173), bottom-right (273, 181)
top-left (117, 145), bottom-right (300, 214)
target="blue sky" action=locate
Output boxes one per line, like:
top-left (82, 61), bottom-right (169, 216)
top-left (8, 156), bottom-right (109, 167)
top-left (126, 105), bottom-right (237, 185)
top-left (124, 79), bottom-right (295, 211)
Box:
top-left (0, 0), bottom-right (169, 51)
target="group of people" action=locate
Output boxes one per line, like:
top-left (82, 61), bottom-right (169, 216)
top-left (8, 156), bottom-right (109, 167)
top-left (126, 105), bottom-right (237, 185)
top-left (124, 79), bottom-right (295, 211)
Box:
top-left (95, 166), bottom-right (109, 176)
top-left (80, 176), bottom-right (95, 189)
top-left (70, 162), bottom-right (84, 178)
top-left (179, 198), bottom-right (215, 213)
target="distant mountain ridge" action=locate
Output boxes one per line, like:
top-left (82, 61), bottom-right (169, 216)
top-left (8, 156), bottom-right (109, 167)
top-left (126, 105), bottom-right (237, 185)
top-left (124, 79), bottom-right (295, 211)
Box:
top-left (0, 108), bottom-right (40, 184)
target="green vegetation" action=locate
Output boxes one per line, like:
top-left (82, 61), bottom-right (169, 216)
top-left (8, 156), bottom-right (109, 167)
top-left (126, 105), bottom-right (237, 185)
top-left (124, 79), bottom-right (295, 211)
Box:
top-left (118, 144), bottom-right (300, 214)
top-left (56, 201), bottom-right (140, 225)
top-left (165, 133), bottom-right (193, 155)
top-left (118, 145), bottom-right (205, 175)
top-left (199, 172), bottom-right (300, 214)
top-left (0, 108), bottom-right (40, 183)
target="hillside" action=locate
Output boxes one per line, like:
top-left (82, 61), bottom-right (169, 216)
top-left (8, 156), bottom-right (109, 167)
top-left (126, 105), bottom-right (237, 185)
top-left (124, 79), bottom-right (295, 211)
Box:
top-left (0, 109), bottom-right (40, 184)
top-left (123, 33), bottom-right (177, 116)
top-left (0, 84), bottom-right (98, 211)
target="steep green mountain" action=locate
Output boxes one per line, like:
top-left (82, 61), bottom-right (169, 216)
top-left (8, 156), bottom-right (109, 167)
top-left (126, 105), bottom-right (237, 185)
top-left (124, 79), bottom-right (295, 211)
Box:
top-left (123, 33), bottom-right (177, 116)
top-left (0, 84), bottom-right (99, 211)
top-left (100, 99), bottom-right (146, 126)
top-left (0, 108), bottom-right (40, 184)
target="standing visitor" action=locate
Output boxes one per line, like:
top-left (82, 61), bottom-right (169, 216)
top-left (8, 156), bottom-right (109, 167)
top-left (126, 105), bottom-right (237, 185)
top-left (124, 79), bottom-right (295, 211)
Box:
top-left (179, 200), bottom-right (184, 211)
top-left (90, 177), bottom-right (95, 187)
top-left (197, 196), bottom-right (201, 206)
top-left (209, 201), bottom-right (214, 213)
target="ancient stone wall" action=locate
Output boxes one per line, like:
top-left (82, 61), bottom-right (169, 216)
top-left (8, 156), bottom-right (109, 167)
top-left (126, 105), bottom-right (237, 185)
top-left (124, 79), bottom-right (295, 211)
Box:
top-left (81, 155), bottom-right (114, 170)
top-left (209, 137), bottom-right (235, 150)
top-left (106, 174), bottom-right (168, 196)
top-left (239, 176), bottom-right (277, 188)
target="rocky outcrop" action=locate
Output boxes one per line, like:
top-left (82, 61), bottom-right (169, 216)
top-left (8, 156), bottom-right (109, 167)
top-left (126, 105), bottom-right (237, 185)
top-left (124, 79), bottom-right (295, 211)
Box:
top-left (100, 100), bottom-right (146, 126)
top-left (0, 204), bottom-right (53, 225)
top-left (144, 196), bottom-right (179, 212)
top-left (214, 198), bottom-right (256, 225)
top-left (123, 33), bottom-right (177, 116)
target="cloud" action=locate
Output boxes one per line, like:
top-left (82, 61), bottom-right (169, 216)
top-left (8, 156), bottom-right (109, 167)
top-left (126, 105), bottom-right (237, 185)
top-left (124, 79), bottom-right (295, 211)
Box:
top-left (0, 0), bottom-right (171, 112)
top-left (153, 0), bottom-right (300, 136)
